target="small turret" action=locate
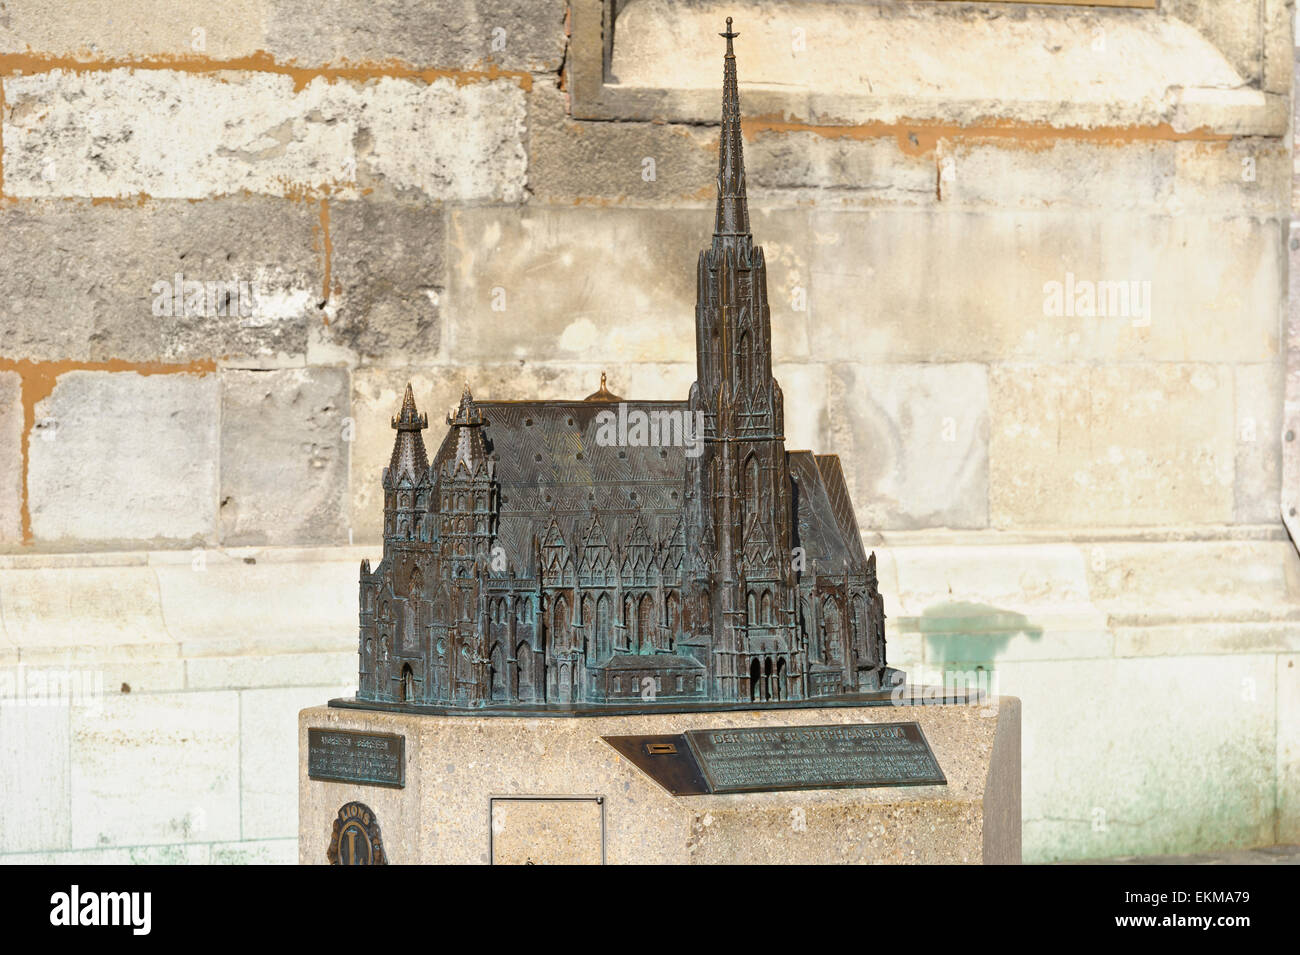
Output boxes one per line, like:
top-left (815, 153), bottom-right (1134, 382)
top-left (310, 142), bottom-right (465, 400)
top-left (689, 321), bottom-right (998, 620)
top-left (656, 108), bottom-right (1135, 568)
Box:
top-left (387, 383), bottom-right (429, 487)
top-left (384, 383), bottom-right (430, 542)
top-left (447, 382), bottom-right (489, 475)
top-left (440, 382), bottom-right (497, 577)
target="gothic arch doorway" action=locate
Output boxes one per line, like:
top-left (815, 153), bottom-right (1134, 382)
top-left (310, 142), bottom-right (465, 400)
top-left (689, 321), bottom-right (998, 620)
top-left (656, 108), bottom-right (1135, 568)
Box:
top-left (400, 663), bottom-right (415, 702)
top-left (749, 657), bottom-right (761, 702)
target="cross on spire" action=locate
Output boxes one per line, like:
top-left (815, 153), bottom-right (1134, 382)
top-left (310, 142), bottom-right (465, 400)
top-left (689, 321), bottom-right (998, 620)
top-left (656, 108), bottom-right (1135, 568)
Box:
top-left (719, 16), bottom-right (738, 55)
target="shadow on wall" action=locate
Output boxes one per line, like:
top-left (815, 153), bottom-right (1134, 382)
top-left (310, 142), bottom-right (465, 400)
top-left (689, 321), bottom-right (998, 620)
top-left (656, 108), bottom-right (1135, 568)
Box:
top-left (917, 602), bottom-right (1043, 669)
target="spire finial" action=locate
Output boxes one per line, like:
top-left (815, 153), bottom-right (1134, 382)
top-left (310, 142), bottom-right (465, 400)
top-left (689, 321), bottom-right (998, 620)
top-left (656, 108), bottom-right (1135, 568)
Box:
top-left (720, 16), bottom-right (738, 56)
top-left (584, 370), bottom-right (622, 402)
top-left (449, 380), bottom-right (483, 426)
top-left (392, 381), bottom-right (428, 431)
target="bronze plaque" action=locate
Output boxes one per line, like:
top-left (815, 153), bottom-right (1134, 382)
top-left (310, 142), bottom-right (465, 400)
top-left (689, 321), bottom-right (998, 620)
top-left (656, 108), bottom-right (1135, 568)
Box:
top-left (308, 728), bottom-right (405, 788)
top-left (604, 721), bottom-right (945, 795)
top-left (601, 733), bottom-right (712, 795)
top-left (327, 801), bottom-right (387, 865)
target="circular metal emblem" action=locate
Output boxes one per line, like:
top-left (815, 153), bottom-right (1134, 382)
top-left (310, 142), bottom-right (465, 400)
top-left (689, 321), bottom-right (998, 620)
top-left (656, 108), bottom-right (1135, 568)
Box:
top-left (327, 801), bottom-right (387, 865)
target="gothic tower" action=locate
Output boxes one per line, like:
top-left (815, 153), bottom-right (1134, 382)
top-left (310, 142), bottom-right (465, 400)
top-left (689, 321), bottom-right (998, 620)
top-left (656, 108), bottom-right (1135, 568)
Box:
top-left (686, 20), bottom-right (796, 702)
top-left (384, 383), bottom-right (430, 545)
top-left (378, 383), bottom-right (432, 702)
top-left (438, 384), bottom-right (497, 579)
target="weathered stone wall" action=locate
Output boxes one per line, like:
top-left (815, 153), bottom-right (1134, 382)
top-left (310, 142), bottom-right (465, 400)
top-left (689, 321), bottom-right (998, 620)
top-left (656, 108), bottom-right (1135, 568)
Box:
top-left (0, 0), bottom-right (1295, 863)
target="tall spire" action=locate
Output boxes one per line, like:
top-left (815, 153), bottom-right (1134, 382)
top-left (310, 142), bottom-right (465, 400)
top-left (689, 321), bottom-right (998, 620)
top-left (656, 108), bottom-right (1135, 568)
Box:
top-left (714, 17), bottom-right (750, 243)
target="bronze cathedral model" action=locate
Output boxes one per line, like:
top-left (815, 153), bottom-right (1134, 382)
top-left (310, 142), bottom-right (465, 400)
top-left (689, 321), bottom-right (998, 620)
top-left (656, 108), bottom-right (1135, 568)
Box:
top-left (353, 20), bottom-right (902, 711)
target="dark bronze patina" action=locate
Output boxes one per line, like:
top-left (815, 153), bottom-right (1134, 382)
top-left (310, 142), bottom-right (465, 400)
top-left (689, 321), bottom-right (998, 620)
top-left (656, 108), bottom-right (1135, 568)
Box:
top-left (308, 728), bottom-right (405, 788)
top-left (603, 721), bottom-right (947, 796)
top-left (346, 20), bottom-right (903, 711)
top-left (327, 801), bottom-right (388, 865)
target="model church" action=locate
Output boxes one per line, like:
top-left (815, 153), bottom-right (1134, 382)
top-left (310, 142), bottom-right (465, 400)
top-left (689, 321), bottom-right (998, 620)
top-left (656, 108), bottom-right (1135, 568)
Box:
top-left (356, 21), bottom-right (899, 708)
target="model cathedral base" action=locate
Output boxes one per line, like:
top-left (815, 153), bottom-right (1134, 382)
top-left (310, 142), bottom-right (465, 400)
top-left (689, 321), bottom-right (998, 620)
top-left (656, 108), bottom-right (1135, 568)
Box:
top-left (353, 22), bottom-right (901, 710)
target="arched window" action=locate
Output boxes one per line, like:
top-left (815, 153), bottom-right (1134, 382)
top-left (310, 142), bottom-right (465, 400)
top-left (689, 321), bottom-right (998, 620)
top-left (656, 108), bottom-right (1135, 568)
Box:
top-left (638, 594), bottom-right (654, 652)
top-left (580, 595), bottom-right (594, 656)
top-left (555, 594), bottom-right (569, 641)
top-left (743, 454), bottom-right (760, 530)
top-left (596, 593), bottom-right (611, 659)
top-left (489, 644), bottom-right (505, 701)
top-left (515, 643), bottom-right (535, 702)
top-left (761, 590), bottom-right (773, 625)
top-left (666, 592), bottom-right (681, 634)
top-left (824, 596), bottom-right (842, 662)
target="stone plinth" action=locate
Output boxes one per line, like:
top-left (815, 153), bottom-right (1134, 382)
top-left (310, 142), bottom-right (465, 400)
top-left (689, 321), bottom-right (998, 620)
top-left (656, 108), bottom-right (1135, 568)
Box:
top-left (299, 697), bottom-right (1020, 864)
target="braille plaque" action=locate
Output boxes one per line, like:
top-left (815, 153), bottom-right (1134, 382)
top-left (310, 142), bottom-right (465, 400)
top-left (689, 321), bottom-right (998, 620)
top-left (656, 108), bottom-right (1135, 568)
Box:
top-left (603, 721), bottom-right (945, 796)
top-left (308, 728), bottom-right (405, 788)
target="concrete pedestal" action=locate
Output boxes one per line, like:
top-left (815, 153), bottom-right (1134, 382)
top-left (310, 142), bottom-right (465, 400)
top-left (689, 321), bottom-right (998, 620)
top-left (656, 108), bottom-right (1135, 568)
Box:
top-left (299, 696), bottom-right (1020, 864)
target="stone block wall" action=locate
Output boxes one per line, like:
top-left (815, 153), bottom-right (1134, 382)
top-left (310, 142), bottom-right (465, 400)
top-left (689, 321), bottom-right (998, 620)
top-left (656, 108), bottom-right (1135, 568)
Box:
top-left (0, 0), bottom-right (1295, 863)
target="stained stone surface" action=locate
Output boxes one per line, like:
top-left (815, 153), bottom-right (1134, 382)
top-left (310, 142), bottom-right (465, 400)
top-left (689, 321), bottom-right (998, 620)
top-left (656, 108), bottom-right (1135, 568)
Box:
top-left (299, 697), bottom-right (1021, 864)
top-left (0, 371), bottom-right (22, 544)
top-left (323, 201), bottom-right (446, 362)
top-left (3, 70), bottom-right (527, 202)
top-left (0, 198), bottom-right (320, 364)
top-left (27, 371), bottom-right (219, 546)
top-left (219, 367), bottom-right (350, 546)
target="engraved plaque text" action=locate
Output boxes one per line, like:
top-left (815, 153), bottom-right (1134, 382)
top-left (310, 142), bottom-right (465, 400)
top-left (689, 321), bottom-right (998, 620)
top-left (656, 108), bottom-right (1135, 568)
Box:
top-left (682, 721), bottom-right (945, 794)
top-left (308, 728), bottom-right (405, 788)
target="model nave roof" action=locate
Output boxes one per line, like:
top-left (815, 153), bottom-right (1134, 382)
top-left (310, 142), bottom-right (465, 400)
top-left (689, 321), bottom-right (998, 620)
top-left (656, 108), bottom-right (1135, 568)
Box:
top-left (429, 399), bottom-right (867, 577)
